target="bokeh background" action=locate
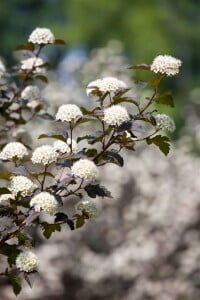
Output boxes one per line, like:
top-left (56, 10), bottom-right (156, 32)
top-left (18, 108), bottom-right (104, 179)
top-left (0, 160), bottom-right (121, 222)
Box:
top-left (1, 1), bottom-right (200, 299)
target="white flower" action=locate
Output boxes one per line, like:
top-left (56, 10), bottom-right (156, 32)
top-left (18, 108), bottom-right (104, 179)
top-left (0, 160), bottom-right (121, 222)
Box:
top-left (9, 176), bottom-right (37, 197)
top-left (21, 85), bottom-right (42, 102)
top-left (55, 104), bottom-right (83, 122)
top-left (53, 138), bottom-right (78, 154)
top-left (86, 77), bottom-right (127, 96)
top-left (0, 59), bottom-right (5, 78)
top-left (150, 55), bottom-right (182, 76)
top-left (103, 104), bottom-right (130, 126)
top-left (21, 57), bottom-right (45, 74)
top-left (16, 250), bottom-right (39, 272)
top-left (76, 200), bottom-right (99, 219)
top-left (71, 159), bottom-right (99, 181)
top-left (28, 27), bottom-right (55, 44)
top-left (31, 145), bottom-right (58, 165)
top-left (0, 142), bottom-right (28, 161)
top-left (0, 193), bottom-right (15, 204)
top-left (30, 192), bottom-right (58, 215)
top-left (155, 114), bottom-right (176, 132)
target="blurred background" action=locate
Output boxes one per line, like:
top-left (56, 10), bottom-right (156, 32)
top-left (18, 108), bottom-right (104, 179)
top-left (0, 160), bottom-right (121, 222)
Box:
top-left (1, 0), bottom-right (200, 299)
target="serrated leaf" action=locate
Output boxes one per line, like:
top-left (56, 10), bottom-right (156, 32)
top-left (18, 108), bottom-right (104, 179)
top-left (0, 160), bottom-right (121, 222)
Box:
top-left (38, 133), bottom-right (65, 141)
top-left (146, 135), bottom-right (170, 156)
top-left (84, 184), bottom-right (112, 198)
top-left (128, 64), bottom-right (150, 70)
top-left (155, 92), bottom-right (174, 107)
top-left (41, 222), bottom-right (61, 239)
top-left (8, 274), bottom-right (22, 296)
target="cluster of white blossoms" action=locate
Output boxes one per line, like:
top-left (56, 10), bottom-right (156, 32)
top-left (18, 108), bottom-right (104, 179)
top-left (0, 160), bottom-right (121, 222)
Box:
top-left (31, 145), bottom-right (58, 165)
top-left (76, 200), bottom-right (99, 219)
top-left (55, 104), bottom-right (83, 122)
top-left (150, 55), bottom-right (182, 76)
top-left (21, 57), bottom-right (45, 74)
top-left (30, 192), bottom-right (58, 215)
top-left (21, 85), bottom-right (42, 102)
top-left (28, 27), bottom-right (55, 45)
top-left (71, 159), bottom-right (99, 181)
top-left (0, 193), bottom-right (15, 204)
top-left (53, 138), bottom-right (78, 154)
top-left (103, 104), bottom-right (130, 126)
top-left (0, 142), bottom-right (28, 161)
top-left (155, 113), bottom-right (176, 132)
top-left (86, 76), bottom-right (127, 96)
top-left (16, 250), bottom-right (39, 272)
top-left (9, 176), bottom-right (37, 197)
top-left (0, 59), bottom-right (5, 78)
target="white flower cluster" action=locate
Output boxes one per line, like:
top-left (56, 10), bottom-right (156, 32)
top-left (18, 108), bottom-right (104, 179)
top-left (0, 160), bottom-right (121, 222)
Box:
top-left (150, 55), bottom-right (182, 76)
top-left (9, 176), bottom-right (37, 197)
top-left (55, 104), bottom-right (83, 122)
top-left (103, 104), bottom-right (130, 126)
top-left (28, 27), bottom-right (55, 44)
top-left (16, 250), bottom-right (39, 272)
top-left (30, 192), bottom-right (58, 215)
top-left (71, 159), bottom-right (99, 181)
top-left (0, 59), bottom-right (5, 78)
top-left (21, 85), bottom-right (42, 102)
top-left (0, 142), bottom-right (28, 161)
top-left (86, 76), bottom-right (127, 96)
top-left (31, 145), bottom-right (58, 165)
top-left (0, 193), bottom-right (14, 204)
top-left (76, 200), bottom-right (99, 219)
top-left (155, 113), bottom-right (176, 132)
top-left (21, 57), bottom-right (45, 74)
top-left (53, 139), bottom-right (78, 154)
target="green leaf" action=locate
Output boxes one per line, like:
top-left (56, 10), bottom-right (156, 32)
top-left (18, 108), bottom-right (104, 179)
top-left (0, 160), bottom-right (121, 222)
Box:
top-left (128, 64), bottom-right (150, 71)
top-left (155, 92), bottom-right (174, 107)
top-left (75, 214), bottom-right (85, 229)
top-left (148, 74), bottom-right (165, 88)
top-left (8, 274), bottom-right (22, 296)
top-left (34, 75), bottom-right (48, 83)
top-left (38, 133), bottom-right (66, 141)
top-left (54, 39), bottom-right (66, 45)
top-left (14, 43), bottom-right (34, 51)
top-left (146, 135), bottom-right (170, 156)
top-left (41, 222), bottom-right (61, 239)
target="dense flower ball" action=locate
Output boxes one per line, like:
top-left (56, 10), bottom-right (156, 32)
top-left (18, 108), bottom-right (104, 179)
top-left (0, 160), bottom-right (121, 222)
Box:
top-left (0, 59), bottom-right (5, 78)
top-left (155, 114), bottom-right (176, 132)
top-left (76, 200), bottom-right (99, 219)
top-left (86, 77), bottom-right (127, 96)
top-left (53, 139), bottom-right (78, 154)
top-left (30, 192), bottom-right (58, 215)
top-left (0, 193), bottom-right (14, 204)
top-left (21, 85), bottom-right (42, 102)
top-left (0, 142), bottom-right (28, 161)
top-left (28, 27), bottom-right (55, 44)
top-left (150, 55), bottom-right (182, 76)
top-left (9, 176), bottom-right (37, 197)
top-left (55, 104), bottom-right (83, 122)
top-left (21, 57), bottom-right (45, 74)
top-left (31, 145), bottom-right (58, 165)
top-left (16, 250), bottom-right (39, 272)
top-left (103, 104), bottom-right (130, 126)
top-left (71, 159), bottom-right (99, 181)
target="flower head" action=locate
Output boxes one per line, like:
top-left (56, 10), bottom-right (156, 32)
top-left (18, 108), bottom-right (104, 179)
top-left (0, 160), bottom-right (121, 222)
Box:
top-left (0, 193), bottom-right (15, 204)
top-left (71, 159), bottom-right (99, 181)
top-left (30, 192), bottom-right (58, 215)
top-left (103, 104), bottom-right (129, 126)
top-left (21, 57), bottom-right (45, 74)
top-left (28, 27), bottom-right (55, 44)
top-left (0, 59), bottom-right (5, 78)
top-left (86, 77), bottom-right (127, 96)
top-left (31, 145), bottom-right (58, 165)
top-left (21, 85), bottom-right (42, 102)
top-left (9, 176), bottom-right (37, 197)
top-left (150, 55), bottom-right (182, 76)
top-left (155, 114), bottom-right (176, 132)
top-left (0, 142), bottom-right (28, 161)
top-left (53, 138), bottom-right (78, 154)
top-left (75, 200), bottom-right (99, 219)
top-left (16, 250), bottom-right (39, 272)
top-left (55, 104), bottom-right (83, 122)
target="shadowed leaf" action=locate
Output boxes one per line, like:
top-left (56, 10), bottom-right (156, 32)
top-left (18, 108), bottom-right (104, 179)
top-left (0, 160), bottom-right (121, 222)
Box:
top-left (146, 135), bottom-right (170, 156)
